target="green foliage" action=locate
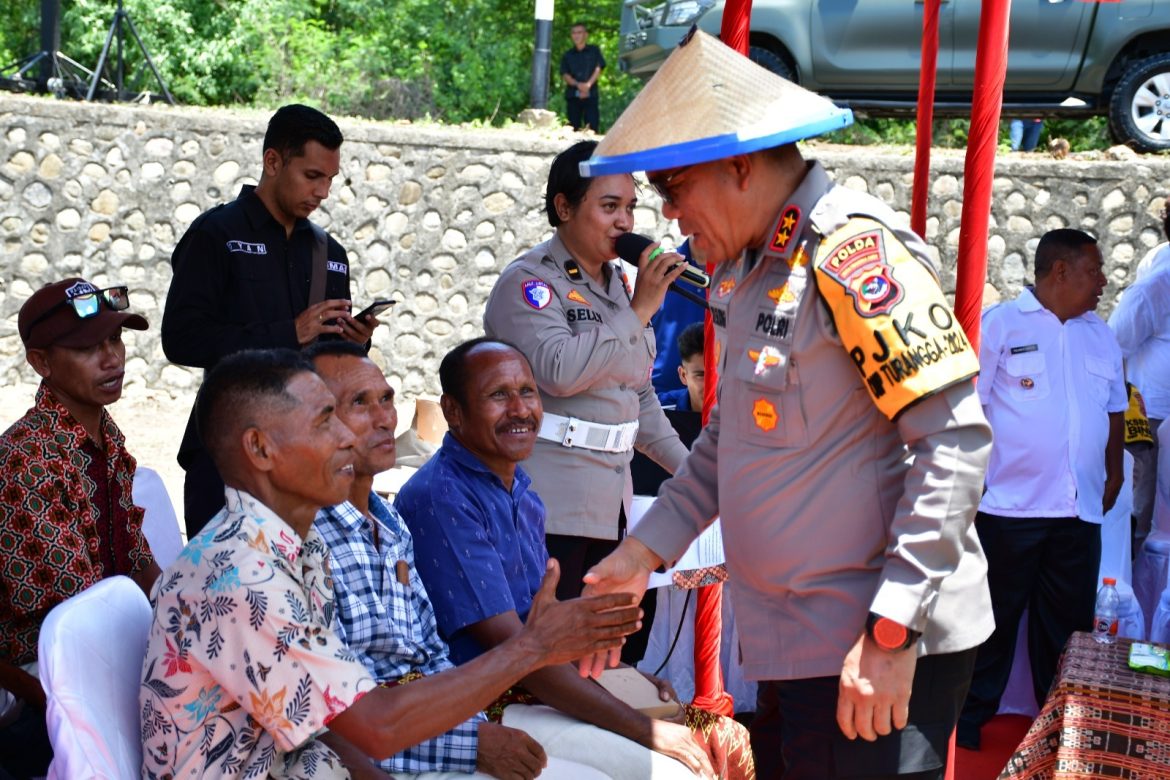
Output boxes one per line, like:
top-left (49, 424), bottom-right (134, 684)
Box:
top-left (0, 1), bottom-right (1125, 148)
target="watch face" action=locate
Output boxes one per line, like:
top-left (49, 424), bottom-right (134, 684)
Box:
top-left (873, 617), bottom-right (908, 650)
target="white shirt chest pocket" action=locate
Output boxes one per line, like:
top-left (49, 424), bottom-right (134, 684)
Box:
top-left (1004, 352), bottom-right (1050, 402)
top-left (1084, 356), bottom-right (1114, 407)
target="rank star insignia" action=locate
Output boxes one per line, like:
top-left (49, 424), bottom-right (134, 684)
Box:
top-left (753, 398), bottom-right (779, 432)
top-left (769, 205), bottom-right (802, 253)
top-left (566, 289), bottom-right (590, 306)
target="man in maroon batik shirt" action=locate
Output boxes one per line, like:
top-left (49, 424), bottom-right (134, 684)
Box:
top-left (0, 277), bottom-right (161, 777)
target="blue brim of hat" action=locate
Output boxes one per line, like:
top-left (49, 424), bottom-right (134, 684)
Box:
top-left (580, 108), bottom-right (854, 177)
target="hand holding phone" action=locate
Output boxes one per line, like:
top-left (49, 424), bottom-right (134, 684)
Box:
top-left (355, 299), bottom-right (397, 320)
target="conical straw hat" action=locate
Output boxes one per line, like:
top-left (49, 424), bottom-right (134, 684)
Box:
top-left (581, 29), bottom-right (852, 176)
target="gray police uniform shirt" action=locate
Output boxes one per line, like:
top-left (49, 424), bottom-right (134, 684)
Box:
top-left (632, 162), bottom-right (995, 681)
top-left (483, 233), bottom-right (689, 540)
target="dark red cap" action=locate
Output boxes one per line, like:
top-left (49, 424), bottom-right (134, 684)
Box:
top-left (18, 277), bottom-right (149, 350)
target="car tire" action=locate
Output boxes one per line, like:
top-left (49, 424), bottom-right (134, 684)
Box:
top-left (749, 46), bottom-right (795, 82)
top-left (1109, 53), bottom-right (1170, 153)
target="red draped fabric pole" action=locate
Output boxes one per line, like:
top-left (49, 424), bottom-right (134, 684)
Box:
top-left (911, 0), bottom-right (941, 239)
top-left (689, 0), bottom-right (754, 719)
top-left (954, 0), bottom-right (1012, 351)
top-left (720, 0), bottom-right (751, 57)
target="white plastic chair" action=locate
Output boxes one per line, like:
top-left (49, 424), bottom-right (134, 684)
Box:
top-left (1099, 451), bottom-right (1135, 588)
top-left (134, 466), bottom-right (183, 568)
top-left (1136, 421), bottom-right (1170, 631)
top-left (38, 575), bottom-right (152, 780)
top-left (1116, 580), bottom-right (1146, 641)
top-left (1134, 534), bottom-right (1170, 636)
top-left (1151, 585), bottom-right (1170, 645)
top-left (997, 610), bottom-right (1039, 717)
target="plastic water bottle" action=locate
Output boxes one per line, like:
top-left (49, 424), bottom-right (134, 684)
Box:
top-left (1093, 577), bottom-right (1121, 644)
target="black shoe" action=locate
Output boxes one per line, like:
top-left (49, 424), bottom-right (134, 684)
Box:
top-left (956, 723), bottom-right (981, 751)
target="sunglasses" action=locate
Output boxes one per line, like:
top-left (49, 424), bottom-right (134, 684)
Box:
top-left (649, 164), bottom-right (694, 206)
top-left (28, 285), bottom-right (131, 333)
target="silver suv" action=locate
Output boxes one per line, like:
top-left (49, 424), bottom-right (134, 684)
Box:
top-left (619, 0), bottom-right (1170, 152)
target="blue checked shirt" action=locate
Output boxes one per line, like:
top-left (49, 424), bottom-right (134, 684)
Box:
top-left (314, 494), bottom-right (483, 774)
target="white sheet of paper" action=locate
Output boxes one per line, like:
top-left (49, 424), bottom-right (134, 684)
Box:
top-left (628, 495), bottom-right (725, 588)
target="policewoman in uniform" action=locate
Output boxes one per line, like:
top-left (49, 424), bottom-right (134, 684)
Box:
top-left (483, 141), bottom-right (690, 628)
top-left (578, 32), bottom-right (994, 780)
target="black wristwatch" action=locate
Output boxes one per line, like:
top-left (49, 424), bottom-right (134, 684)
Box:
top-left (865, 612), bottom-right (921, 652)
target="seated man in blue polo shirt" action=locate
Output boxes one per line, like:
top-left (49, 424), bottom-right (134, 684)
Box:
top-left (397, 338), bottom-right (754, 780)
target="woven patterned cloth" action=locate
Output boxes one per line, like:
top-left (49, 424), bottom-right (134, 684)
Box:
top-left (1001, 632), bottom-right (1170, 779)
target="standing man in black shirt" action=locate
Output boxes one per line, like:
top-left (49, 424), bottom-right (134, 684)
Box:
top-left (162, 104), bottom-right (377, 536)
top-left (560, 23), bottom-right (606, 132)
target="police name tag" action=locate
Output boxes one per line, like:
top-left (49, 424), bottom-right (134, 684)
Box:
top-left (813, 218), bottom-right (978, 420)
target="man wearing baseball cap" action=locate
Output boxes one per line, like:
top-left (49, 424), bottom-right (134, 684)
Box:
top-left (0, 277), bottom-right (160, 777)
top-left (579, 31), bottom-right (993, 779)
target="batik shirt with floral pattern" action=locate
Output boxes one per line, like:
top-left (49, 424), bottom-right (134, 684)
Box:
top-left (140, 489), bottom-right (375, 779)
top-left (0, 382), bottom-right (152, 666)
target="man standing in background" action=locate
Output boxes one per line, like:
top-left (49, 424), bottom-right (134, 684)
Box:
top-left (162, 104), bottom-right (377, 536)
top-left (1110, 240), bottom-right (1170, 548)
top-left (560, 23), bottom-right (605, 132)
top-left (959, 229), bottom-right (1125, 749)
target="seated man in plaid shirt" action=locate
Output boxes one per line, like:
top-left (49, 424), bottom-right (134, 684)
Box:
top-left (309, 342), bottom-right (595, 779)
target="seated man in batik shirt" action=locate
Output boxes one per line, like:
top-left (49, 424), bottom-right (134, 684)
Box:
top-left (139, 348), bottom-right (640, 779)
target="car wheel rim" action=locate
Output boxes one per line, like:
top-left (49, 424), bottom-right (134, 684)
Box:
top-left (1132, 71), bottom-right (1170, 142)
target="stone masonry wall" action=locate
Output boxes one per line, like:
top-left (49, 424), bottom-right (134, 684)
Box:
top-left (2, 93), bottom-right (1168, 398)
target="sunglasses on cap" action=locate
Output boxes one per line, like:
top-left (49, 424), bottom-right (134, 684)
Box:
top-left (27, 285), bottom-right (131, 331)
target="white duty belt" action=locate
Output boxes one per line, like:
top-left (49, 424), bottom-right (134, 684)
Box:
top-left (538, 413), bottom-right (639, 454)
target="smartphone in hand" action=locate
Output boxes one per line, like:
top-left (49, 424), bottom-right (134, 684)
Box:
top-left (355, 299), bottom-right (397, 320)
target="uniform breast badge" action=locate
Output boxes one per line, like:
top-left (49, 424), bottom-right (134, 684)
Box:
top-left (752, 398), bottom-right (778, 432)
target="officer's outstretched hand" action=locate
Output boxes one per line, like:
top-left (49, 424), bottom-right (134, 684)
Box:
top-left (578, 537), bottom-right (662, 679)
top-left (523, 559), bottom-right (643, 668)
top-left (837, 633), bottom-right (917, 742)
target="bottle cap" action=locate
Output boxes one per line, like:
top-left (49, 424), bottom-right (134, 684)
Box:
top-left (1103, 577), bottom-right (1117, 585)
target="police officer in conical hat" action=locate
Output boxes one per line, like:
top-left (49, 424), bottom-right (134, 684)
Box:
top-left (580, 30), bottom-right (994, 780)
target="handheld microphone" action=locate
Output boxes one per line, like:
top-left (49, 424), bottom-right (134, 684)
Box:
top-left (614, 233), bottom-right (710, 289)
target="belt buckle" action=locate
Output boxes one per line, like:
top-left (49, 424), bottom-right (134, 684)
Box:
top-left (615, 422), bottom-right (636, 452)
top-left (562, 417), bottom-right (581, 447)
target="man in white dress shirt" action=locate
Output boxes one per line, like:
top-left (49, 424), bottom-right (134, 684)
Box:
top-left (1112, 218), bottom-right (1170, 547)
top-left (958, 228), bottom-right (1126, 749)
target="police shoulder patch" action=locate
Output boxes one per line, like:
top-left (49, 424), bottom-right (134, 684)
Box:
top-left (522, 279), bottom-right (552, 310)
top-left (812, 218), bottom-right (978, 421)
